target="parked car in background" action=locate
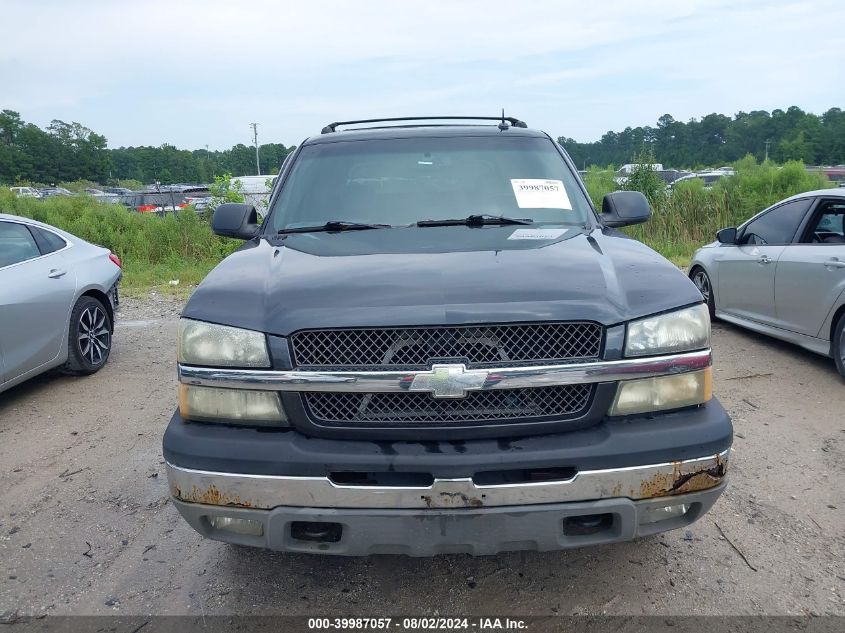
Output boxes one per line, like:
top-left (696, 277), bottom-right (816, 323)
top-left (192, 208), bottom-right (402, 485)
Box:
top-left (117, 192), bottom-right (189, 214)
top-left (84, 188), bottom-right (122, 204)
top-left (9, 186), bottom-right (42, 199)
top-left (184, 195), bottom-right (212, 212)
top-left (173, 186), bottom-right (211, 212)
top-left (39, 187), bottom-right (73, 198)
top-left (0, 214), bottom-right (122, 394)
top-left (116, 185), bottom-right (211, 213)
top-left (234, 175), bottom-right (277, 212)
top-left (690, 189), bottom-right (845, 378)
top-left (671, 170), bottom-right (734, 190)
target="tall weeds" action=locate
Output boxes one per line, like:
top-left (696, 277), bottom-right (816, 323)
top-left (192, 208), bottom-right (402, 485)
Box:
top-left (583, 156), bottom-right (831, 264)
top-left (1, 190), bottom-right (238, 289)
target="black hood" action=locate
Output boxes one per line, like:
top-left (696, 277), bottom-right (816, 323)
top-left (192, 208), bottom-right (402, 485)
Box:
top-left (182, 225), bottom-right (702, 335)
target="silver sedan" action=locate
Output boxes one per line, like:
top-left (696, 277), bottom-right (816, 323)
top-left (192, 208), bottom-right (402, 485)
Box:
top-left (689, 189), bottom-right (845, 379)
top-left (0, 213), bottom-right (122, 394)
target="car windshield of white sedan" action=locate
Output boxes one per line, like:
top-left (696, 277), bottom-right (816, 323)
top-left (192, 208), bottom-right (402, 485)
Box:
top-left (269, 136), bottom-right (592, 231)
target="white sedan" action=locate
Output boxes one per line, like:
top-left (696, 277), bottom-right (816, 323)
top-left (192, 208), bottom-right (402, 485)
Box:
top-left (689, 189), bottom-right (845, 379)
top-left (0, 213), bottom-right (122, 393)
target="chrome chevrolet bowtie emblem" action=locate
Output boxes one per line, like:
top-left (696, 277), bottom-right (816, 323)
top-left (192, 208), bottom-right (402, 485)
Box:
top-left (408, 364), bottom-right (489, 398)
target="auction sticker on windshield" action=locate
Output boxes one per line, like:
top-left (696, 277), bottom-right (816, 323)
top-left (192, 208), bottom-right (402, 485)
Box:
top-left (510, 179), bottom-right (571, 209)
top-left (507, 228), bottom-right (568, 240)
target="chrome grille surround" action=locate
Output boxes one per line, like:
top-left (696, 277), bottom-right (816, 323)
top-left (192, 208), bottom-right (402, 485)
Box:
top-left (177, 349), bottom-right (713, 430)
top-left (304, 384), bottom-right (595, 426)
top-left (290, 322), bottom-right (603, 370)
top-left (177, 350), bottom-right (712, 393)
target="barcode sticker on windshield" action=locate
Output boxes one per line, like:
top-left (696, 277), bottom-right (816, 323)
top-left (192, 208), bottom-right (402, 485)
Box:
top-left (508, 228), bottom-right (568, 240)
top-left (510, 179), bottom-right (571, 209)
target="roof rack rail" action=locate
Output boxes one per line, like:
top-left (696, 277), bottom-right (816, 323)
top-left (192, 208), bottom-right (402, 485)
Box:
top-left (321, 116), bottom-right (528, 134)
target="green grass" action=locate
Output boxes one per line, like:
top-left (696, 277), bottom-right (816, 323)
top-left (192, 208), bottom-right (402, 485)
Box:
top-left (1, 189), bottom-right (237, 294)
top-left (120, 260), bottom-right (220, 296)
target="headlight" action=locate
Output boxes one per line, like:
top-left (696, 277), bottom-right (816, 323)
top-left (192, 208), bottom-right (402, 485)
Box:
top-left (625, 304), bottom-right (710, 357)
top-left (609, 368), bottom-right (712, 416)
top-left (178, 319), bottom-right (270, 367)
top-left (179, 384), bottom-right (288, 425)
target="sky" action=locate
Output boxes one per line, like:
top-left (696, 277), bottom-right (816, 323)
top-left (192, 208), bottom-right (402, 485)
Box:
top-left (2, 0), bottom-right (843, 150)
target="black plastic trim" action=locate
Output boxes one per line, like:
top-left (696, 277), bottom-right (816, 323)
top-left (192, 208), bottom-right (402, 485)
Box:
top-left (162, 398), bottom-right (733, 478)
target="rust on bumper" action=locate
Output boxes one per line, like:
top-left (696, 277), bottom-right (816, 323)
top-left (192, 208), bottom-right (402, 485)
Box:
top-left (166, 450), bottom-right (729, 510)
top-left (640, 453), bottom-right (728, 499)
top-left (171, 483), bottom-right (255, 508)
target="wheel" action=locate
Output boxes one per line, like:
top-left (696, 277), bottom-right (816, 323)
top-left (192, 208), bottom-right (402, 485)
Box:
top-left (834, 313), bottom-right (845, 381)
top-left (690, 267), bottom-right (716, 319)
top-left (63, 296), bottom-right (112, 375)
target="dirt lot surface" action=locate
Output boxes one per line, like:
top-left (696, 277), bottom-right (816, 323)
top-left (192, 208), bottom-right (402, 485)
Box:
top-left (1, 294), bottom-right (843, 618)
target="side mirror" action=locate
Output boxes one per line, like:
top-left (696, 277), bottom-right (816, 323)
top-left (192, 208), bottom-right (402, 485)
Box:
top-left (212, 203), bottom-right (260, 239)
top-left (716, 227), bottom-right (738, 244)
top-left (600, 191), bottom-right (652, 227)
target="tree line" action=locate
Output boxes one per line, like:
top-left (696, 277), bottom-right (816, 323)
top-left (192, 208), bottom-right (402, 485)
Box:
top-left (2, 105), bottom-right (844, 186)
top-left (559, 106), bottom-right (845, 170)
top-left (0, 109), bottom-right (294, 185)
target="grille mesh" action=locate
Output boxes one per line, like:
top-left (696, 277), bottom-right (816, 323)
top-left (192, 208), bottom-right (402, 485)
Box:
top-left (291, 322), bottom-right (603, 370)
top-left (304, 385), bottom-right (594, 426)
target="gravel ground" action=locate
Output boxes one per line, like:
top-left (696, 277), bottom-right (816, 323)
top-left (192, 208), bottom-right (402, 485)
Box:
top-left (0, 294), bottom-right (843, 617)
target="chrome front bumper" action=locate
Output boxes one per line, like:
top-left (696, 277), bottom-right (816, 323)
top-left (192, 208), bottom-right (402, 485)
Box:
top-left (166, 449), bottom-right (729, 510)
top-left (170, 486), bottom-right (727, 555)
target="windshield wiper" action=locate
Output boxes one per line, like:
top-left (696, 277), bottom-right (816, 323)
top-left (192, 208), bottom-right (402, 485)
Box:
top-left (416, 214), bottom-right (533, 227)
top-left (277, 221), bottom-right (391, 234)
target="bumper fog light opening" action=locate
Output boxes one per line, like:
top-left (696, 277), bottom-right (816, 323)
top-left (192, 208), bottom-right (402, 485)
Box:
top-left (207, 516), bottom-right (264, 536)
top-left (638, 503), bottom-right (689, 526)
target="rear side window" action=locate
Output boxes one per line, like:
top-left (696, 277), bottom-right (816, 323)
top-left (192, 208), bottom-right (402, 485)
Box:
top-left (30, 226), bottom-right (67, 254)
top-left (801, 200), bottom-right (845, 243)
top-left (741, 199), bottom-right (812, 245)
top-left (0, 221), bottom-right (41, 268)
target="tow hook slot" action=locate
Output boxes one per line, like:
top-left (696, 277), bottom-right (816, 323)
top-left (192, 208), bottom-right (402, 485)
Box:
top-left (290, 521), bottom-right (343, 543)
top-left (562, 513), bottom-right (614, 536)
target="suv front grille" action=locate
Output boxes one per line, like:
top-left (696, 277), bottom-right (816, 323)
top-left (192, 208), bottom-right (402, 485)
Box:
top-left (291, 322), bottom-right (603, 370)
top-left (303, 384), bottom-right (594, 426)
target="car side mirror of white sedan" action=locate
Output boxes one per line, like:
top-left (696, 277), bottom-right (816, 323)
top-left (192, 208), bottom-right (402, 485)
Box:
top-left (716, 227), bottom-right (737, 244)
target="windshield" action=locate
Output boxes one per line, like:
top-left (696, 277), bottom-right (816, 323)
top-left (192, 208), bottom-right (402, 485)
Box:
top-left (267, 135), bottom-right (592, 232)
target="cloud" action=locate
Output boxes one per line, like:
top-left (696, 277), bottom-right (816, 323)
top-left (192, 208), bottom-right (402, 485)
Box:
top-left (0, 0), bottom-right (842, 148)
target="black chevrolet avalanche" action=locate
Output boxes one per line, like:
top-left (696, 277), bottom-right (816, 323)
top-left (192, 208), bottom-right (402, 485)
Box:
top-left (164, 116), bottom-right (732, 556)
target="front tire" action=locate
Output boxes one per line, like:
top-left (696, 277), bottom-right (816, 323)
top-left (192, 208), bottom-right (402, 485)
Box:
top-left (834, 313), bottom-right (845, 381)
top-left (690, 267), bottom-right (716, 319)
top-left (63, 296), bottom-right (112, 375)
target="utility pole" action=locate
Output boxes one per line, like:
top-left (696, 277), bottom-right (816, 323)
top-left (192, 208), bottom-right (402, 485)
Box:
top-left (250, 122), bottom-right (260, 175)
top-left (764, 139), bottom-right (771, 162)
